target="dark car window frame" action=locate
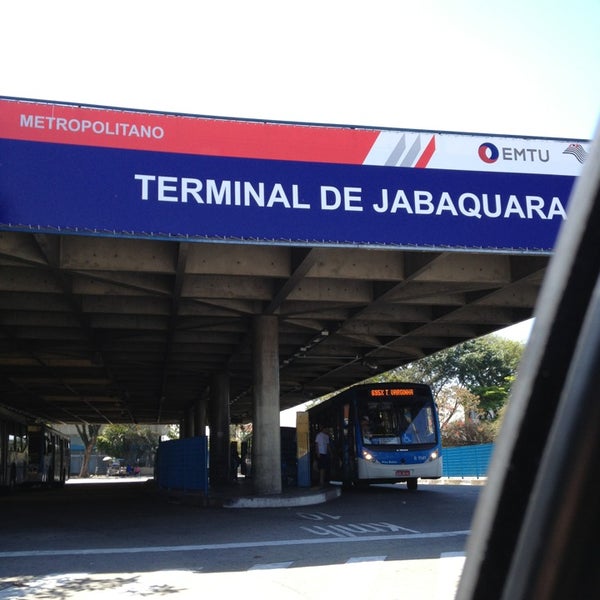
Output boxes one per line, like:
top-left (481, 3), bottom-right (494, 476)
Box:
top-left (457, 130), bottom-right (600, 600)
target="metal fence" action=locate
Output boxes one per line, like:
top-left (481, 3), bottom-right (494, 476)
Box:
top-left (442, 443), bottom-right (494, 478)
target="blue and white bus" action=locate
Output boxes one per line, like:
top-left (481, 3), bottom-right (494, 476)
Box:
top-left (27, 423), bottom-right (70, 486)
top-left (0, 405), bottom-right (29, 491)
top-left (307, 382), bottom-right (442, 490)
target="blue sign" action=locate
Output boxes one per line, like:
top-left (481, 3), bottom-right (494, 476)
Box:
top-left (1, 98), bottom-right (587, 252)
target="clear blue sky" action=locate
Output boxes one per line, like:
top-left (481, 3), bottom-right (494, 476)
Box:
top-left (2, 1), bottom-right (599, 139)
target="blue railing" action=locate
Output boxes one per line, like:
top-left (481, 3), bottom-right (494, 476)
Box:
top-left (442, 443), bottom-right (494, 478)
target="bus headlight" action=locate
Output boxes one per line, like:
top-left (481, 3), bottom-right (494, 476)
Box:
top-left (362, 449), bottom-right (377, 463)
top-left (428, 450), bottom-right (439, 461)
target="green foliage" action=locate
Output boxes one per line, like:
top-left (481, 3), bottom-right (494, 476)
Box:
top-left (165, 424), bottom-right (180, 440)
top-left (383, 335), bottom-right (522, 393)
top-left (454, 337), bottom-right (523, 390)
top-left (473, 376), bottom-right (515, 420)
top-left (96, 424), bottom-right (160, 467)
top-left (488, 402), bottom-right (510, 439)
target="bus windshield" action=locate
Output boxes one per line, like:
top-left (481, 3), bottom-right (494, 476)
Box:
top-left (360, 399), bottom-right (437, 446)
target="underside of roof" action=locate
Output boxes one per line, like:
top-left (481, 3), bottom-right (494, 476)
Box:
top-left (0, 232), bottom-right (543, 424)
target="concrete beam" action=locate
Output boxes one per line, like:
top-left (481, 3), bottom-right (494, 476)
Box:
top-left (187, 244), bottom-right (291, 277)
top-left (306, 247), bottom-right (404, 280)
top-left (61, 237), bottom-right (177, 272)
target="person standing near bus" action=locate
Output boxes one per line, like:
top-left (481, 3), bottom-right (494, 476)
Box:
top-left (315, 426), bottom-right (331, 486)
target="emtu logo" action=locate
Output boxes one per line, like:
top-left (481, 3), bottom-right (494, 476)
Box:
top-left (478, 142), bottom-right (499, 164)
top-left (563, 143), bottom-right (588, 164)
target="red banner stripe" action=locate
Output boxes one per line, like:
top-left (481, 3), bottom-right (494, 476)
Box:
top-left (414, 135), bottom-right (436, 168)
top-left (1, 98), bottom-right (379, 165)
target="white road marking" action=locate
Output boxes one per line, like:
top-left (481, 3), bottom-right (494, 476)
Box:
top-left (296, 511), bottom-right (342, 520)
top-left (248, 561), bottom-right (294, 570)
top-left (347, 556), bottom-right (387, 563)
top-left (300, 522), bottom-right (420, 537)
top-left (0, 529), bottom-right (469, 559)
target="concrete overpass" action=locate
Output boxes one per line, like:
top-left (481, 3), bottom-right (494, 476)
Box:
top-left (0, 97), bottom-right (589, 492)
top-left (0, 233), bottom-right (545, 425)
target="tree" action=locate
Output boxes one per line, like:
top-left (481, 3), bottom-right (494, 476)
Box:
top-left (96, 424), bottom-right (160, 467)
top-left (436, 385), bottom-right (480, 429)
top-left (377, 351), bottom-right (459, 400)
top-left (75, 423), bottom-right (102, 478)
top-left (453, 337), bottom-right (522, 420)
top-left (442, 419), bottom-right (496, 446)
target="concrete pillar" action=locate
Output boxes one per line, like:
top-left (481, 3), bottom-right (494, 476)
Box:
top-left (209, 370), bottom-right (231, 486)
top-left (252, 315), bottom-right (282, 495)
top-left (194, 394), bottom-right (208, 437)
top-left (180, 408), bottom-right (193, 438)
top-left (187, 404), bottom-right (196, 436)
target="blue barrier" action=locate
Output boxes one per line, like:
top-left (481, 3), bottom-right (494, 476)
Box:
top-left (156, 436), bottom-right (209, 492)
top-left (442, 443), bottom-right (494, 478)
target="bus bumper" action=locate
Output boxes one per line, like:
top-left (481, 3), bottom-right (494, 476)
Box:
top-left (358, 456), bottom-right (443, 481)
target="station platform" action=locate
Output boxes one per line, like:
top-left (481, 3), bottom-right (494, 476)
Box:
top-left (161, 479), bottom-right (342, 509)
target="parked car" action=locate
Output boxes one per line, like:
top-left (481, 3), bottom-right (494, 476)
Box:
top-left (106, 460), bottom-right (125, 476)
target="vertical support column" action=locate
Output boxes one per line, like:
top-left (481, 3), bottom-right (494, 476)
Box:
top-left (180, 409), bottom-right (193, 438)
top-left (209, 370), bottom-right (231, 486)
top-left (187, 404), bottom-right (196, 436)
top-left (194, 394), bottom-right (207, 437)
top-left (252, 315), bottom-right (282, 495)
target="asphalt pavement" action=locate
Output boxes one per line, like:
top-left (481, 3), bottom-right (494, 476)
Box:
top-left (1, 477), bottom-right (481, 599)
top-left (162, 476), bottom-right (486, 508)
